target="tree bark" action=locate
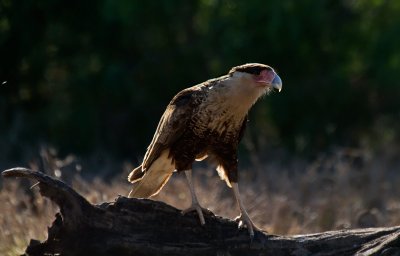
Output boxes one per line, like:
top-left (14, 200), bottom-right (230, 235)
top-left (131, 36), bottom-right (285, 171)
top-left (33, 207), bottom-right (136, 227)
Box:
top-left (2, 167), bottom-right (400, 256)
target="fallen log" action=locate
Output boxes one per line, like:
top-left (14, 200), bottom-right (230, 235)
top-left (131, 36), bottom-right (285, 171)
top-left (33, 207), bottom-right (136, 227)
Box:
top-left (2, 167), bottom-right (400, 256)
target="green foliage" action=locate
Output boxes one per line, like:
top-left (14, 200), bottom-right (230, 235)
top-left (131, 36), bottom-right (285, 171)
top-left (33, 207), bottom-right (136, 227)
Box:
top-left (1, 0), bottom-right (399, 159)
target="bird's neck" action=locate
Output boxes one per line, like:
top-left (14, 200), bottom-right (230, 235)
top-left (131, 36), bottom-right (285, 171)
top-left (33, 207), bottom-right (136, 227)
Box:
top-left (197, 77), bottom-right (264, 135)
top-left (217, 76), bottom-right (264, 116)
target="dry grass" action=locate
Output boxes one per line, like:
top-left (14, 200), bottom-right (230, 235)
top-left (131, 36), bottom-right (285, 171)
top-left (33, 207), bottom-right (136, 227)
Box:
top-left (2, 147), bottom-right (400, 255)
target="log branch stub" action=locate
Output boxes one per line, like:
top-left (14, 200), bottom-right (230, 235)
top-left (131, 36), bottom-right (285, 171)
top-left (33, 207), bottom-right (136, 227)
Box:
top-left (3, 168), bottom-right (400, 256)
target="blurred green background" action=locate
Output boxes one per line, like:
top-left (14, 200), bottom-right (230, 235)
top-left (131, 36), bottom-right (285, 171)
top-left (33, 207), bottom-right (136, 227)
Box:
top-left (1, 0), bottom-right (400, 167)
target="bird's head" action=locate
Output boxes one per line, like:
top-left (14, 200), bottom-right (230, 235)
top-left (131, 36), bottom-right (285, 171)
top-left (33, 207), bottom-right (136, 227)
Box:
top-left (228, 63), bottom-right (282, 94)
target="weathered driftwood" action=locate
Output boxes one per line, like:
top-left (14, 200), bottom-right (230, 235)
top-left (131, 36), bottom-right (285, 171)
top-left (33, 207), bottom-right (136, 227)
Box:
top-left (2, 168), bottom-right (400, 256)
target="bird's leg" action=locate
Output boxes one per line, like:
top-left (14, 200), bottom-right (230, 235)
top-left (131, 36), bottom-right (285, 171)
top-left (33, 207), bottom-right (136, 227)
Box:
top-left (231, 182), bottom-right (261, 238)
top-left (181, 169), bottom-right (206, 225)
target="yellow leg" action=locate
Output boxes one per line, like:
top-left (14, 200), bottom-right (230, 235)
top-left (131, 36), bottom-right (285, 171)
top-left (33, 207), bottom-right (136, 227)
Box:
top-left (232, 182), bottom-right (261, 238)
top-left (181, 170), bottom-right (206, 225)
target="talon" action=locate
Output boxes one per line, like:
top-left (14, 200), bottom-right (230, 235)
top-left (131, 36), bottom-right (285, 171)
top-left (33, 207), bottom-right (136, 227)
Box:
top-left (234, 214), bottom-right (261, 239)
top-left (231, 183), bottom-right (264, 239)
top-left (182, 203), bottom-right (206, 225)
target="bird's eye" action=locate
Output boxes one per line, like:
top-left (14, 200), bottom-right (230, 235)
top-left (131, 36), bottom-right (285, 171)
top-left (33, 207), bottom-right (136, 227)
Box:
top-left (246, 67), bottom-right (263, 75)
top-left (254, 67), bottom-right (272, 75)
top-left (231, 65), bottom-right (273, 76)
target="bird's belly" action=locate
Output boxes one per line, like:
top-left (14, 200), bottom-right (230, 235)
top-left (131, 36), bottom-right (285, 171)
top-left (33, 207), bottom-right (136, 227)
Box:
top-left (170, 127), bottom-right (238, 171)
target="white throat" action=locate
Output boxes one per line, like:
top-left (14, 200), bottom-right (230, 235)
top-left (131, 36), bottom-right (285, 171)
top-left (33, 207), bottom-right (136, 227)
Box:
top-left (222, 73), bottom-right (267, 113)
top-left (198, 74), bottom-right (266, 134)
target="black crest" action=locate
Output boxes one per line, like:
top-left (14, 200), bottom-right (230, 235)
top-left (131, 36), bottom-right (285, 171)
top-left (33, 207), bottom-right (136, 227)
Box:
top-left (229, 63), bottom-right (272, 76)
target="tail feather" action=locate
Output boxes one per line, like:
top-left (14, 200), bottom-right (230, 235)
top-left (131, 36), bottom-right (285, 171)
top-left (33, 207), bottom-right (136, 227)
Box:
top-left (128, 165), bottom-right (144, 183)
top-left (128, 150), bottom-right (175, 198)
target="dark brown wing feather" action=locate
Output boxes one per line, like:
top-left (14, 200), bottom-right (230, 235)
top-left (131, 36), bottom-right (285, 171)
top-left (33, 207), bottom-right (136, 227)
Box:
top-left (238, 115), bottom-right (248, 143)
top-left (141, 86), bottom-right (203, 171)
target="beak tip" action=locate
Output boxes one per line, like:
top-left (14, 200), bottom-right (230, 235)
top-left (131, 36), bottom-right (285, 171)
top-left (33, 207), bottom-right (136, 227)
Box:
top-left (272, 74), bottom-right (282, 92)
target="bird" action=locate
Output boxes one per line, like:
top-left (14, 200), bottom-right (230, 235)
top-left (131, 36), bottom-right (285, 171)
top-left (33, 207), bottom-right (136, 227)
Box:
top-left (128, 63), bottom-right (282, 238)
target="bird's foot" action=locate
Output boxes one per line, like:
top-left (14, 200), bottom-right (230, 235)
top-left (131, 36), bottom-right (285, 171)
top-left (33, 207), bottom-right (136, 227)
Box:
top-left (234, 214), bottom-right (262, 239)
top-left (182, 203), bottom-right (207, 225)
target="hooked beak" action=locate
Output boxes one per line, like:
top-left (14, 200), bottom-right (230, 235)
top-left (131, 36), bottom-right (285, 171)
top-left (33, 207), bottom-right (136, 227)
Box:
top-left (271, 74), bottom-right (282, 92)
